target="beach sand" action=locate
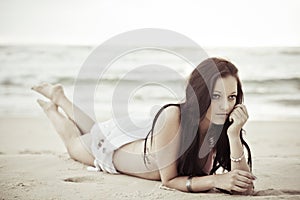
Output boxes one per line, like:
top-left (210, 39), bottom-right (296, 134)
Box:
top-left (0, 116), bottom-right (300, 199)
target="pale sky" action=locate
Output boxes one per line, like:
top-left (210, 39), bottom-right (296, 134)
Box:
top-left (0, 0), bottom-right (299, 46)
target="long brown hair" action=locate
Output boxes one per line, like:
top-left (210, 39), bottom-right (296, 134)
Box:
top-left (144, 57), bottom-right (252, 176)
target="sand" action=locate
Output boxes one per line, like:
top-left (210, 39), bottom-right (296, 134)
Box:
top-left (0, 116), bottom-right (300, 200)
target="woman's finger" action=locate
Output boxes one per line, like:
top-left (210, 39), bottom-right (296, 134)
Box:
top-left (233, 107), bottom-right (249, 124)
top-left (229, 112), bottom-right (238, 122)
top-left (234, 107), bottom-right (244, 118)
top-left (241, 104), bottom-right (249, 117)
top-left (236, 104), bottom-right (248, 118)
top-left (233, 111), bottom-right (243, 123)
top-left (231, 185), bottom-right (248, 193)
top-left (236, 174), bottom-right (253, 185)
top-left (235, 180), bottom-right (251, 189)
top-left (238, 170), bottom-right (257, 180)
top-left (238, 108), bottom-right (248, 122)
top-left (239, 104), bottom-right (249, 119)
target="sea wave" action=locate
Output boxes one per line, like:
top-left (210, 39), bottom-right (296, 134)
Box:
top-left (1, 74), bottom-right (299, 89)
top-left (244, 77), bottom-right (300, 84)
top-left (279, 48), bottom-right (300, 55)
top-left (273, 99), bottom-right (300, 106)
top-left (1, 45), bottom-right (300, 120)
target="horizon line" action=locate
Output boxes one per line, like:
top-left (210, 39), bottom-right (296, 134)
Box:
top-left (0, 42), bottom-right (300, 48)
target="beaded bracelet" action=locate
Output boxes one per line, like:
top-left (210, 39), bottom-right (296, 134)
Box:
top-left (186, 176), bottom-right (194, 192)
top-left (230, 151), bottom-right (245, 162)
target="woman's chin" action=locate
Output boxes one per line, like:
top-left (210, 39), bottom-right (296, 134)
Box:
top-left (212, 121), bottom-right (225, 125)
top-left (211, 118), bottom-right (226, 125)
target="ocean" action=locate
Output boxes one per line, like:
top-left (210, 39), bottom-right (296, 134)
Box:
top-left (0, 45), bottom-right (299, 121)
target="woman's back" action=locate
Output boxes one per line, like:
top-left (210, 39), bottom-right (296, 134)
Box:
top-left (113, 105), bottom-right (181, 180)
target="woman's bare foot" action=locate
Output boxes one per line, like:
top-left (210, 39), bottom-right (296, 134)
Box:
top-left (32, 83), bottom-right (65, 105)
top-left (37, 99), bottom-right (58, 113)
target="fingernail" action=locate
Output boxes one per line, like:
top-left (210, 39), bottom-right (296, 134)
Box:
top-left (253, 175), bottom-right (257, 180)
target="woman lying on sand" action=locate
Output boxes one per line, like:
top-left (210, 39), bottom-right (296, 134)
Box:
top-left (32, 57), bottom-right (256, 194)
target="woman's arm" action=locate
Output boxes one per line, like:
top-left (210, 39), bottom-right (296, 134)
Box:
top-left (160, 157), bottom-right (254, 193)
top-left (227, 136), bottom-right (255, 194)
top-left (153, 107), bottom-right (215, 192)
top-left (228, 104), bottom-right (252, 172)
top-left (163, 175), bottom-right (214, 192)
top-left (227, 104), bottom-right (255, 194)
top-left (163, 170), bottom-right (255, 193)
top-left (228, 136), bottom-right (250, 171)
top-left (153, 106), bottom-right (254, 193)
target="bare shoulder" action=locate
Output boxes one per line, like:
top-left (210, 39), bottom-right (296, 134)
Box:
top-left (156, 105), bottom-right (180, 128)
top-left (165, 105), bottom-right (180, 118)
top-left (153, 105), bottom-right (181, 143)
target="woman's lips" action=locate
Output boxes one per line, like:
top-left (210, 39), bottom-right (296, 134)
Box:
top-left (216, 113), bottom-right (228, 116)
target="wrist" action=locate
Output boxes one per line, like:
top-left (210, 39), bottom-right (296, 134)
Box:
top-left (228, 136), bottom-right (242, 148)
top-left (228, 134), bottom-right (240, 141)
top-left (227, 127), bottom-right (240, 137)
top-left (212, 174), bottom-right (219, 188)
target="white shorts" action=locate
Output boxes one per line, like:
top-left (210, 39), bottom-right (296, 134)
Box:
top-left (88, 115), bottom-right (153, 174)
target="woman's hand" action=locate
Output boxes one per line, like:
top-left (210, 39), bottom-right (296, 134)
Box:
top-left (214, 169), bottom-right (256, 194)
top-left (228, 104), bottom-right (249, 137)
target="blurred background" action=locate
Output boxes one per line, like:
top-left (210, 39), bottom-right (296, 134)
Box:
top-left (0, 0), bottom-right (299, 121)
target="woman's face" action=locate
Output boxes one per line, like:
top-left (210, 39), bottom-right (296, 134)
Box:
top-left (205, 76), bottom-right (238, 125)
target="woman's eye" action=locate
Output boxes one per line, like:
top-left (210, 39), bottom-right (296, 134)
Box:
top-left (212, 94), bottom-right (221, 100)
top-left (228, 95), bottom-right (237, 101)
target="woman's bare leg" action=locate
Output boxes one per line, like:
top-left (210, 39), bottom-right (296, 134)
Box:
top-left (37, 99), bottom-right (94, 166)
top-left (32, 83), bottom-right (95, 134)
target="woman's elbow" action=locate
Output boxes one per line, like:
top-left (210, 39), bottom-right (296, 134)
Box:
top-left (161, 179), bottom-right (172, 187)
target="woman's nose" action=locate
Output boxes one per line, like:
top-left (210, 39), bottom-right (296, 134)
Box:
top-left (220, 100), bottom-right (230, 112)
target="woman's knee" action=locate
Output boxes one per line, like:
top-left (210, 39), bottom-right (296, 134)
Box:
top-left (66, 137), bottom-right (94, 166)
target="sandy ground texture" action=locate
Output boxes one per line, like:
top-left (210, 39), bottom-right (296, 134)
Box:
top-left (0, 116), bottom-right (300, 200)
